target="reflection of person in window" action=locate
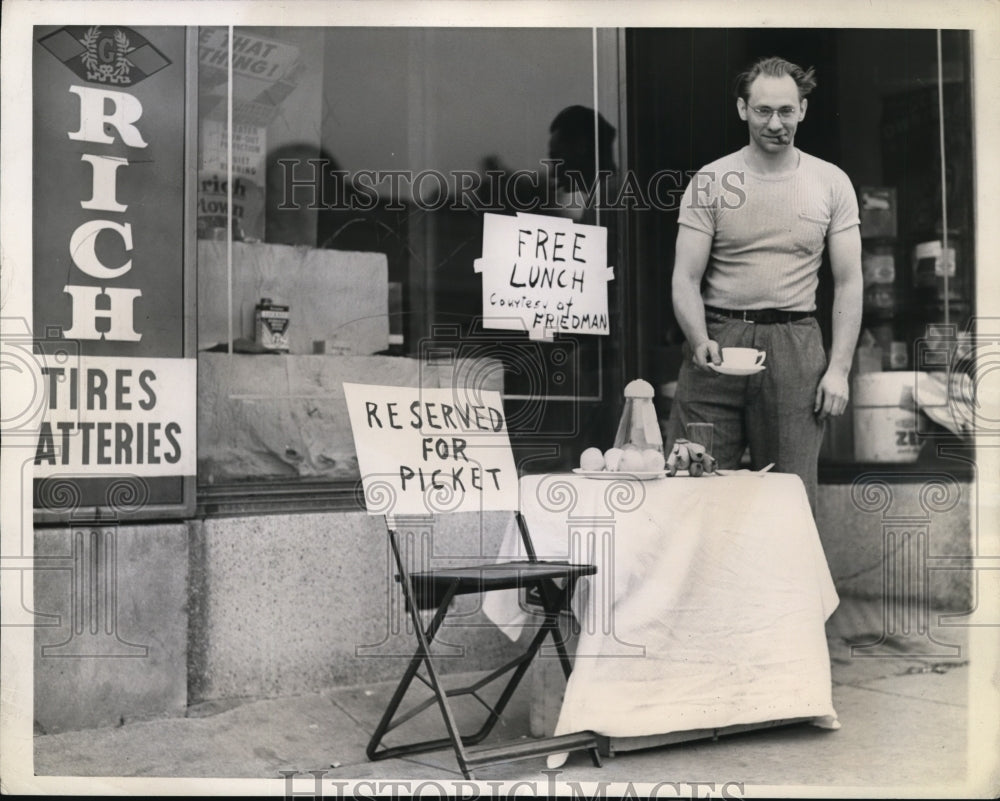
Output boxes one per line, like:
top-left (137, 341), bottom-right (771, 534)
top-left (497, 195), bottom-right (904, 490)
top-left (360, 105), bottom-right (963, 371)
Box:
top-left (546, 105), bottom-right (617, 223)
top-left (264, 143), bottom-right (334, 247)
top-left (265, 144), bottom-right (395, 255)
top-left (541, 106), bottom-right (621, 469)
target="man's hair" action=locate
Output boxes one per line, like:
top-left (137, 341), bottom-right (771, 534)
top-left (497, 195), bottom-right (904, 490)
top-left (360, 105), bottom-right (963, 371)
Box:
top-left (734, 56), bottom-right (817, 101)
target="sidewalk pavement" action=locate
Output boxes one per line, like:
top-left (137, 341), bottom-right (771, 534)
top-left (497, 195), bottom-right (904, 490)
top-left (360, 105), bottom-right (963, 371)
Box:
top-left (25, 597), bottom-right (999, 797)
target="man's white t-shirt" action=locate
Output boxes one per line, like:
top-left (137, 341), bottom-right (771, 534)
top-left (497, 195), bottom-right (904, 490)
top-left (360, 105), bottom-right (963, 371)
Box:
top-left (677, 147), bottom-right (860, 312)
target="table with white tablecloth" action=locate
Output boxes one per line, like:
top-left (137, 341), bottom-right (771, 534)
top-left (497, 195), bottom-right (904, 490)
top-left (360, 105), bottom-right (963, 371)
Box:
top-left (482, 471), bottom-right (840, 752)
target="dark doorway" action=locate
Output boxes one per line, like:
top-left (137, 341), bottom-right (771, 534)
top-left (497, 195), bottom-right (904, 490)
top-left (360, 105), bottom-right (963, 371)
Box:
top-left (624, 28), bottom-right (841, 391)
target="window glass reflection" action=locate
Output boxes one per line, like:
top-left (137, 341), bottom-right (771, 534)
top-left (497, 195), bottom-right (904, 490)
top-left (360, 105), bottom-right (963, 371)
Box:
top-left (196, 27), bottom-right (620, 485)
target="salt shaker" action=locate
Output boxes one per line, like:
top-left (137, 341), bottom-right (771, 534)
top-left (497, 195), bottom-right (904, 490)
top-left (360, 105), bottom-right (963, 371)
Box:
top-left (613, 378), bottom-right (663, 453)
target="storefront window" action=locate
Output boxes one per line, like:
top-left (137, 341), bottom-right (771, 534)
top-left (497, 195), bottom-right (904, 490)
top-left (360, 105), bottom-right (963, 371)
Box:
top-left (195, 27), bottom-right (624, 505)
top-left (830, 29), bottom-right (974, 471)
top-left (626, 27), bottom-right (975, 476)
top-left (194, 25), bottom-right (976, 510)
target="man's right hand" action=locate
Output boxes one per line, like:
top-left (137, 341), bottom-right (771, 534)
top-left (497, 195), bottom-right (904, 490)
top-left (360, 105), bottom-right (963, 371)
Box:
top-left (692, 339), bottom-right (722, 371)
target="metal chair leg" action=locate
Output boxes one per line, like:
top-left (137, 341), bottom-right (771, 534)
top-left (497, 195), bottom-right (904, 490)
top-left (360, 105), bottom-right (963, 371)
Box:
top-left (367, 534), bottom-right (472, 773)
top-left (365, 587), bottom-right (456, 761)
top-left (367, 550), bottom-right (599, 778)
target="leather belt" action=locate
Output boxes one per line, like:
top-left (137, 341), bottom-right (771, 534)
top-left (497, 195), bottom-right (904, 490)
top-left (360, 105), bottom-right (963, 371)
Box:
top-left (705, 305), bottom-right (815, 324)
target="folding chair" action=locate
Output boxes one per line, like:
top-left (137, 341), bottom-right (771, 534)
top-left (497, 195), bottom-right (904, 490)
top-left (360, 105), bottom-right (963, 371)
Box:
top-left (366, 510), bottom-right (602, 779)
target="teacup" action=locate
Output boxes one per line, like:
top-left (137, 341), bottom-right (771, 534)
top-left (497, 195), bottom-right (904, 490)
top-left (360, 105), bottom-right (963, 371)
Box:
top-left (721, 347), bottom-right (766, 368)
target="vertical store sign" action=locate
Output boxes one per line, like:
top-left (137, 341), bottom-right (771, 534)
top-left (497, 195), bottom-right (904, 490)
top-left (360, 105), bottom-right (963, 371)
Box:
top-left (33, 26), bottom-right (194, 517)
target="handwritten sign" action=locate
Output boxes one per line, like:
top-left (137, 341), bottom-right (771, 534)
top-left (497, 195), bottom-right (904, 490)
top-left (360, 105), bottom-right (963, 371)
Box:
top-left (343, 383), bottom-right (519, 517)
top-left (474, 212), bottom-right (614, 340)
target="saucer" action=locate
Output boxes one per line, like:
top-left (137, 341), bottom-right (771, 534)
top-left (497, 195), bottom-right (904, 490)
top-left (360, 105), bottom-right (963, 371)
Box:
top-left (709, 363), bottom-right (766, 376)
top-left (572, 468), bottom-right (664, 481)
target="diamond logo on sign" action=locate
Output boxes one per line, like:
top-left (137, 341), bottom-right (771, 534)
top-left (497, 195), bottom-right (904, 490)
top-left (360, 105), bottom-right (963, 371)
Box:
top-left (37, 26), bottom-right (171, 86)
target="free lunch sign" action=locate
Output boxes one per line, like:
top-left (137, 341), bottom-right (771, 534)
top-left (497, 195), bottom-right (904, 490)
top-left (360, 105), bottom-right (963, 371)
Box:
top-left (474, 211), bottom-right (614, 341)
top-left (32, 25), bottom-right (195, 518)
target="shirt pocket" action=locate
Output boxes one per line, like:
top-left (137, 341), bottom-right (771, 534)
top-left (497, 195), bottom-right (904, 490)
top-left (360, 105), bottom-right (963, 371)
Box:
top-left (794, 210), bottom-right (831, 256)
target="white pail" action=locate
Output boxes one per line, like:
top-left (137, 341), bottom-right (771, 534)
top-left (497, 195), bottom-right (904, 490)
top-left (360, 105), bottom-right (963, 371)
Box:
top-left (852, 372), bottom-right (925, 462)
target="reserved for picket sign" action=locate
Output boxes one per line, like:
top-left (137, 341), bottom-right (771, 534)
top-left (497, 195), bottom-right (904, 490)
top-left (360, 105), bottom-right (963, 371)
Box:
top-left (362, 400), bottom-right (505, 433)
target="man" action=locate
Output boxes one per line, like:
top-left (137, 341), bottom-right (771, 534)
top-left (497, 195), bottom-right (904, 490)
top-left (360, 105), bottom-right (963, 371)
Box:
top-left (669, 56), bottom-right (863, 510)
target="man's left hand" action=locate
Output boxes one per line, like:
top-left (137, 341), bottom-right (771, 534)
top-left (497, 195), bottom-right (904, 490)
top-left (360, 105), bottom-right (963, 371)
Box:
top-left (814, 369), bottom-right (849, 419)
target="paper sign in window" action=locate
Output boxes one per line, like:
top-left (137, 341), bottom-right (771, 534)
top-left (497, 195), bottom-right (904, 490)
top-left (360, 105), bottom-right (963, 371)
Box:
top-left (474, 212), bottom-right (614, 341)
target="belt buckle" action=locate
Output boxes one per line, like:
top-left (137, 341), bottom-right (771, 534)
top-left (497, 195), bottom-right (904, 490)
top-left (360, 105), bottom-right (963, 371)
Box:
top-left (741, 310), bottom-right (755, 324)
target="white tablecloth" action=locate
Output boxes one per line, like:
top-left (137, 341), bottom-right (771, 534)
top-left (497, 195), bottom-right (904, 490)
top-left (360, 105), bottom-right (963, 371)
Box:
top-left (482, 471), bottom-right (840, 741)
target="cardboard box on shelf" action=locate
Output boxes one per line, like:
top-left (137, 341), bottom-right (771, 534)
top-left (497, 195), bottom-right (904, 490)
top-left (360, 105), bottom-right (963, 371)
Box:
top-left (859, 186), bottom-right (897, 239)
top-left (913, 240), bottom-right (957, 289)
top-left (197, 241), bottom-right (390, 356)
top-left (863, 283), bottom-right (896, 313)
top-left (862, 246), bottom-right (895, 286)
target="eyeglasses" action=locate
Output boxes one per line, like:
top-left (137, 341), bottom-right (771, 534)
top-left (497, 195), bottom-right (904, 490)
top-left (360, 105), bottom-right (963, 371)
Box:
top-left (749, 105), bottom-right (799, 121)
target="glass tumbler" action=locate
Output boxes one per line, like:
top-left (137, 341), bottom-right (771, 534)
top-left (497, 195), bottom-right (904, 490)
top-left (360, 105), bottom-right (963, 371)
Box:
top-left (685, 422), bottom-right (714, 454)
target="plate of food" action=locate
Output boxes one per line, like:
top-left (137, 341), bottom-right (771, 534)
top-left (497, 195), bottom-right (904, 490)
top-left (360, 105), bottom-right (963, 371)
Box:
top-left (572, 468), bottom-right (665, 481)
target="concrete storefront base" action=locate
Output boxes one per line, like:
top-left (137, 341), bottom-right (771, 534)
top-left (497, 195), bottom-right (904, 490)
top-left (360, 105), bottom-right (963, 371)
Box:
top-left (33, 523), bottom-right (189, 734)
top-left (816, 479), bottom-right (976, 610)
top-left (31, 479), bottom-right (976, 734)
top-left (187, 510), bottom-right (523, 704)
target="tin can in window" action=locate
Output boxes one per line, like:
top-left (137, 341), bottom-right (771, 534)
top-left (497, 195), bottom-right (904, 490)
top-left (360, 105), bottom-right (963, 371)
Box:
top-left (255, 298), bottom-right (290, 352)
